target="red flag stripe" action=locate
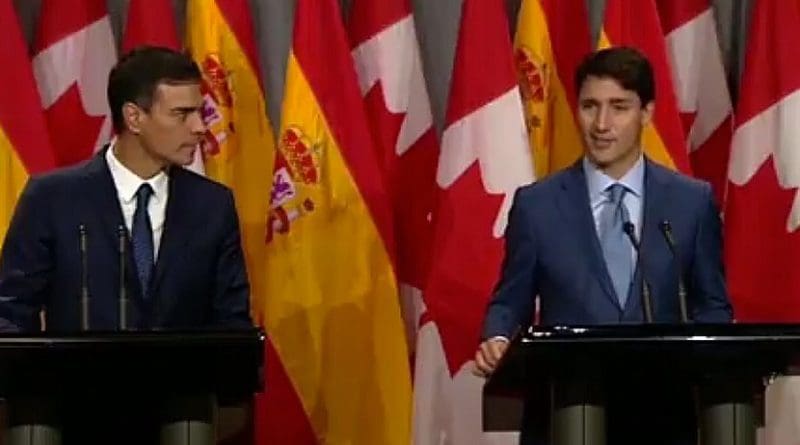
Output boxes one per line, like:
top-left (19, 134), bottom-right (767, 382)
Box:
top-left (34, 0), bottom-right (106, 51)
top-left (541, 0), bottom-right (592, 111)
top-left (121, 0), bottom-right (180, 52)
top-left (656, 0), bottom-right (709, 34)
top-left (445, 0), bottom-right (517, 126)
top-left (0, 0), bottom-right (55, 173)
top-left (349, 0), bottom-right (410, 47)
top-left (734, 0), bottom-right (800, 126)
top-left (216, 0), bottom-right (266, 92)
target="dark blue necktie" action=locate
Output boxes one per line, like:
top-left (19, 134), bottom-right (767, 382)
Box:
top-left (132, 183), bottom-right (154, 300)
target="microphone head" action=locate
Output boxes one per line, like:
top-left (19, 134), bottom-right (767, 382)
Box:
top-left (623, 221), bottom-right (635, 235)
top-left (659, 220), bottom-right (672, 233)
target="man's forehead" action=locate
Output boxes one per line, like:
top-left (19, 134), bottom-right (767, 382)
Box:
top-left (579, 78), bottom-right (638, 101)
top-left (153, 81), bottom-right (202, 104)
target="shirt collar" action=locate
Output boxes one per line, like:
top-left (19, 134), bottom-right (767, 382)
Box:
top-left (583, 155), bottom-right (645, 202)
top-left (105, 142), bottom-right (169, 205)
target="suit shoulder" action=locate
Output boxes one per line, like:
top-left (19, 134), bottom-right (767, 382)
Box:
top-left (172, 168), bottom-right (234, 201)
top-left (650, 161), bottom-right (711, 194)
top-left (514, 167), bottom-right (573, 201)
top-left (25, 158), bottom-right (93, 192)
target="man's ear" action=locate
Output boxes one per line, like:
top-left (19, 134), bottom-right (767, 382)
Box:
top-left (641, 101), bottom-right (655, 127)
top-left (122, 102), bottom-right (145, 134)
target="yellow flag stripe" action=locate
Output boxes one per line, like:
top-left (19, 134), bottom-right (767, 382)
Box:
top-left (266, 52), bottom-right (410, 445)
top-left (0, 128), bottom-right (28, 247)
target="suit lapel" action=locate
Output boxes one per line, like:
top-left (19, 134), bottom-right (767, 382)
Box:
top-left (151, 167), bottom-right (194, 295)
top-left (82, 149), bottom-right (126, 249)
top-left (638, 159), bottom-right (671, 300)
top-left (557, 161), bottom-right (620, 307)
top-left (81, 147), bottom-right (144, 300)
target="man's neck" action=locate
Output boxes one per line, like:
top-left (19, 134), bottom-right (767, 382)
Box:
top-left (113, 136), bottom-right (165, 180)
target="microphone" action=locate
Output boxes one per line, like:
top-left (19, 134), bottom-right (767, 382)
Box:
top-left (79, 224), bottom-right (89, 331)
top-left (623, 221), bottom-right (653, 323)
top-left (117, 225), bottom-right (128, 331)
top-left (659, 221), bottom-right (689, 323)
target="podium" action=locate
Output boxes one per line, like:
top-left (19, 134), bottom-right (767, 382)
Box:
top-left (484, 324), bottom-right (800, 445)
top-left (0, 329), bottom-right (264, 445)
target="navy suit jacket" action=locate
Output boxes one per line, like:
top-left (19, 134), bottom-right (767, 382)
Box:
top-left (0, 150), bottom-right (252, 332)
top-left (483, 158), bottom-right (732, 338)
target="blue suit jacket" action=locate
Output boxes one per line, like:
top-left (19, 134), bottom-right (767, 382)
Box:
top-left (483, 158), bottom-right (732, 338)
top-left (0, 150), bottom-right (252, 332)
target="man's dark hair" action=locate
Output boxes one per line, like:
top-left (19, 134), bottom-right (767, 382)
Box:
top-left (107, 45), bottom-right (202, 133)
top-left (574, 47), bottom-right (655, 106)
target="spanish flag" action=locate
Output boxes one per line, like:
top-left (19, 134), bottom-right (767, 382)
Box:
top-left (515, 0), bottom-right (591, 178)
top-left (185, 2), bottom-right (283, 440)
top-left (261, 0), bottom-right (411, 443)
top-left (599, 0), bottom-right (691, 173)
top-left (185, 0), bottom-right (275, 318)
top-left (0, 0), bottom-right (56, 247)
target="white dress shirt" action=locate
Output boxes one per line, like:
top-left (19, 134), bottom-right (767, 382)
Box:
top-left (105, 146), bottom-right (169, 261)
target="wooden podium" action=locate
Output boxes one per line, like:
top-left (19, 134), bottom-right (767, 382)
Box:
top-left (484, 324), bottom-right (800, 445)
top-left (0, 329), bottom-right (264, 445)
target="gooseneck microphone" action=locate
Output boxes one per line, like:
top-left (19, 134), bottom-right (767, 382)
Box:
top-left (79, 224), bottom-right (89, 330)
top-left (623, 221), bottom-right (653, 323)
top-left (118, 225), bottom-right (129, 330)
top-left (659, 220), bottom-right (689, 323)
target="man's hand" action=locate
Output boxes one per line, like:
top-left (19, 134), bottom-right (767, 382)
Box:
top-left (473, 337), bottom-right (509, 378)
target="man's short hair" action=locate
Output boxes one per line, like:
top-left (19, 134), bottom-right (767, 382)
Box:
top-left (574, 46), bottom-right (655, 106)
top-left (107, 45), bottom-right (202, 133)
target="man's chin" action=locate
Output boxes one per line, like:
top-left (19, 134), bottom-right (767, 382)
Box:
top-left (174, 148), bottom-right (197, 166)
top-left (586, 152), bottom-right (614, 168)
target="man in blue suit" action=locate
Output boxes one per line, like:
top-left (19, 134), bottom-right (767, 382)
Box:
top-left (0, 46), bottom-right (251, 332)
top-left (475, 47), bottom-right (732, 444)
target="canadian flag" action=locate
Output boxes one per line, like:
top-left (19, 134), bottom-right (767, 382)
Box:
top-left (32, 0), bottom-right (116, 167)
top-left (415, 0), bottom-right (533, 443)
top-left (349, 0), bottom-right (438, 356)
top-left (657, 0), bottom-right (733, 205)
top-left (725, 0), bottom-right (800, 443)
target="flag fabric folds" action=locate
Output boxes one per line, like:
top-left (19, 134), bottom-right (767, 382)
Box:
top-left (515, 0), bottom-right (591, 178)
top-left (0, 0), bottom-right (56, 247)
top-left (261, 0), bottom-right (412, 443)
top-left (600, 0), bottom-right (691, 173)
top-left (32, 0), bottom-right (115, 167)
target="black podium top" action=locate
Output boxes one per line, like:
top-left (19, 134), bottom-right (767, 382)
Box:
top-left (486, 323), bottom-right (800, 395)
top-left (0, 329), bottom-right (265, 402)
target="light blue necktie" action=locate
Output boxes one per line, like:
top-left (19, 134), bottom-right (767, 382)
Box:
top-left (599, 183), bottom-right (633, 307)
top-left (131, 183), bottom-right (154, 300)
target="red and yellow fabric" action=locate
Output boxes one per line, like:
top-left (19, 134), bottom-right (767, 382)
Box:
top-left (515, 0), bottom-right (592, 177)
top-left (599, 0), bottom-right (692, 173)
top-left (0, 0), bottom-right (56, 247)
top-left (260, 0), bottom-right (411, 443)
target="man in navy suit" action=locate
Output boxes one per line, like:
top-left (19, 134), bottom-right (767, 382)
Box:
top-left (0, 45), bottom-right (251, 332)
top-left (475, 47), bottom-right (732, 444)
top-left (0, 46), bottom-right (253, 443)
